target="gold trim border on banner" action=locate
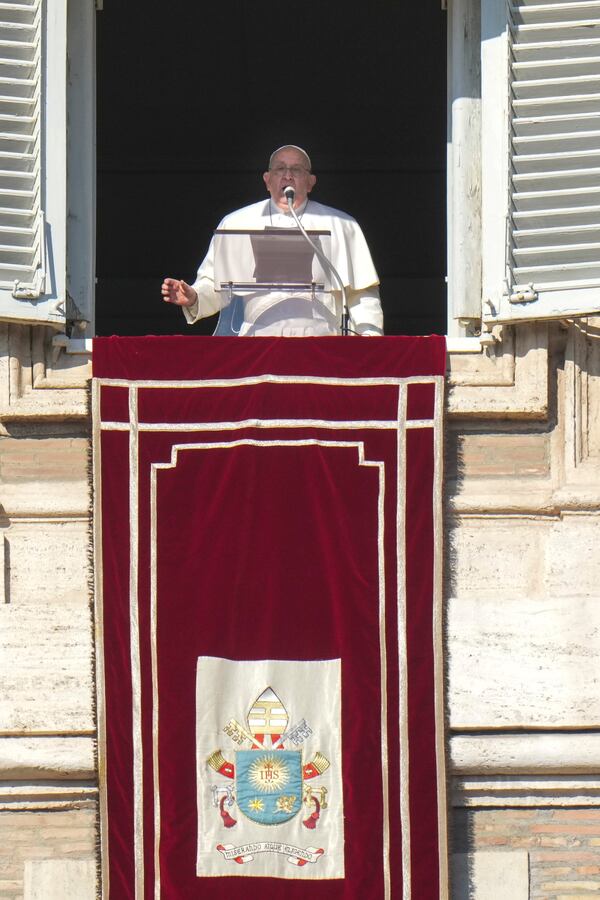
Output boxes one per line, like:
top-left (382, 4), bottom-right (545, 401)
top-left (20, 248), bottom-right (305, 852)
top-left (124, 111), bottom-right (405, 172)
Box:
top-left (92, 378), bottom-right (109, 900)
top-left (433, 378), bottom-right (449, 900)
top-left (93, 372), bottom-right (447, 900)
top-left (150, 439), bottom-right (382, 889)
top-left (396, 382), bottom-right (412, 900)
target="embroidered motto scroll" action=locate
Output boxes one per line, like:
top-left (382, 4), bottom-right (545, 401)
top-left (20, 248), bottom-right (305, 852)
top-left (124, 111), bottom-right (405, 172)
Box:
top-left (93, 335), bottom-right (448, 900)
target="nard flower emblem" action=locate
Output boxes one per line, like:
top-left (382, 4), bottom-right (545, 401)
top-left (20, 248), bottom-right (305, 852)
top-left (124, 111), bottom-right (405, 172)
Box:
top-left (276, 795), bottom-right (298, 814)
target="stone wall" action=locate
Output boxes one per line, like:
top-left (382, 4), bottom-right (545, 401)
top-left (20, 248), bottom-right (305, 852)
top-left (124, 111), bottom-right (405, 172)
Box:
top-left (0, 324), bottom-right (94, 897)
top-left (446, 321), bottom-right (600, 897)
top-left (452, 808), bottom-right (600, 899)
top-left (0, 810), bottom-right (95, 899)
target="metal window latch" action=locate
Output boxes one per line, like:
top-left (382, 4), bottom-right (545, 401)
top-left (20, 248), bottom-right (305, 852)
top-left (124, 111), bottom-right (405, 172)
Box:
top-left (509, 284), bottom-right (538, 304)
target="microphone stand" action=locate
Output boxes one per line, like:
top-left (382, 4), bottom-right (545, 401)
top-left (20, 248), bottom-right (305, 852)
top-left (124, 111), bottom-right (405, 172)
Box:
top-left (285, 191), bottom-right (350, 336)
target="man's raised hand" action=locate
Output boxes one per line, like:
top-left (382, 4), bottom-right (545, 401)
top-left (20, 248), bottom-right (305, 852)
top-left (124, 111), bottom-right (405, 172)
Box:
top-left (161, 278), bottom-right (197, 308)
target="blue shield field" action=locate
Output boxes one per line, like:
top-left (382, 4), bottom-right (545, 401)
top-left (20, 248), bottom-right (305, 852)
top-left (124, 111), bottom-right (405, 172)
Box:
top-left (235, 750), bottom-right (303, 826)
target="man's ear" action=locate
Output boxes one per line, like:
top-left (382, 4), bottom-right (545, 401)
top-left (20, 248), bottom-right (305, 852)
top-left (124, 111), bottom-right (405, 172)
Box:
top-left (308, 174), bottom-right (317, 194)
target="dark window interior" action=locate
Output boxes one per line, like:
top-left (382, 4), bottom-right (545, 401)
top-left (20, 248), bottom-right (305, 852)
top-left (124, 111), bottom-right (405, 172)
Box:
top-left (96, 2), bottom-right (447, 337)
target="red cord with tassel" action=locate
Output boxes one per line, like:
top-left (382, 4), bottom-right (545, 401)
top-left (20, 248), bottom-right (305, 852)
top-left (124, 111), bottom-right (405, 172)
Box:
top-left (219, 795), bottom-right (237, 828)
top-left (302, 796), bottom-right (320, 829)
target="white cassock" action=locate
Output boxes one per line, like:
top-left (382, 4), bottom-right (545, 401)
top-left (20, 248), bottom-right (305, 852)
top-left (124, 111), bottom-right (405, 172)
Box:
top-left (183, 198), bottom-right (384, 336)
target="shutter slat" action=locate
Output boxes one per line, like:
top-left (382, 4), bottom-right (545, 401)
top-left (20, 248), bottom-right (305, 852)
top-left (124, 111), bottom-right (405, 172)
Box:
top-left (0, 27), bottom-right (37, 42)
top-left (0, 132), bottom-right (36, 147)
top-left (514, 74), bottom-right (600, 98)
top-left (514, 93), bottom-right (600, 115)
top-left (0, 89), bottom-right (39, 110)
top-left (0, 168), bottom-right (38, 181)
top-left (514, 56), bottom-right (600, 78)
top-left (513, 261), bottom-right (600, 284)
top-left (0, 204), bottom-right (35, 217)
top-left (513, 166), bottom-right (600, 189)
top-left (513, 29), bottom-right (600, 49)
top-left (513, 223), bottom-right (600, 247)
top-left (513, 184), bottom-right (600, 211)
top-left (0, 41), bottom-right (37, 63)
top-left (513, 20), bottom-right (600, 39)
top-left (513, 130), bottom-right (600, 153)
top-left (511, 4), bottom-right (600, 25)
top-left (513, 149), bottom-right (600, 171)
top-left (514, 204), bottom-right (600, 227)
top-left (513, 240), bottom-right (600, 259)
top-left (516, 39), bottom-right (600, 63)
top-left (0, 260), bottom-right (39, 274)
top-left (514, 111), bottom-right (600, 136)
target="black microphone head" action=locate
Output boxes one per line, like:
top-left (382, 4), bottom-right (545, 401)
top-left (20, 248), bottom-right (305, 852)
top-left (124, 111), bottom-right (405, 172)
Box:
top-left (283, 185), bottom-right (295, 203)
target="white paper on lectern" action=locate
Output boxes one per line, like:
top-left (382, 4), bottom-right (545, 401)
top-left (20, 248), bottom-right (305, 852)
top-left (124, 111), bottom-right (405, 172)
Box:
top-left (213, 229), bottom-right (332, 294)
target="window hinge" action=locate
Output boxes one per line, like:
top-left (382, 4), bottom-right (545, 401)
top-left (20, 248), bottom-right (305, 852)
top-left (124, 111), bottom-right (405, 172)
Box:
top-left (509, 284), bottom-right (538, 305)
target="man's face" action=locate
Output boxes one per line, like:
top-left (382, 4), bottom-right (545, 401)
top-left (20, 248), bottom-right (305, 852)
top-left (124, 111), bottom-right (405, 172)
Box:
top-left (263, 148), bottom-right (317, 210)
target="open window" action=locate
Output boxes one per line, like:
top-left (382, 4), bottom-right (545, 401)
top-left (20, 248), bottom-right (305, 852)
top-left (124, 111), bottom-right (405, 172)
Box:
top-left (94, 2), bottom-right (448, 338)
top-left (15, 1), bottom-right (600, 345)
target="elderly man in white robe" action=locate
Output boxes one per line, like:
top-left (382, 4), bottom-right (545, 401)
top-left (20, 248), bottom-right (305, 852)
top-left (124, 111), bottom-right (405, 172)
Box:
top-left (161, 145), bottom-right (384, 336)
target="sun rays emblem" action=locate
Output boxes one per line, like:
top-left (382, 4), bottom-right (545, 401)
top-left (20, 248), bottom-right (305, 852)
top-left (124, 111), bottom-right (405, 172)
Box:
top-left (248, 754), bottom-right (290, 794)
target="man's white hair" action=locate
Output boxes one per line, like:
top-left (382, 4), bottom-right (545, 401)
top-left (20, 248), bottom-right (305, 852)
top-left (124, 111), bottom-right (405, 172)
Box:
top-left (268, 145), bottom-right (312, 171)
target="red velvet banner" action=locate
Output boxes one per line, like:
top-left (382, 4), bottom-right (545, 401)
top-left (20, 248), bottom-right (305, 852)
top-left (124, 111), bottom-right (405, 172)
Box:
top-left (93, 336), bottom-right (447, 900)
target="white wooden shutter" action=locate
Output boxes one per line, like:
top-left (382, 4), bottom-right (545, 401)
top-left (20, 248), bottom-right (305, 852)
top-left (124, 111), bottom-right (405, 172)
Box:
top-left (484, 0), bottom-right (600, 323)
top-left (0, 0), bottom-right (66, 325)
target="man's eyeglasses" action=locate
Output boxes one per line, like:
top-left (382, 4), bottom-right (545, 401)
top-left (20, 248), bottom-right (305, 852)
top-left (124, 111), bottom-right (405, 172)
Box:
top-left (270, 165), bottom-right (310, 177)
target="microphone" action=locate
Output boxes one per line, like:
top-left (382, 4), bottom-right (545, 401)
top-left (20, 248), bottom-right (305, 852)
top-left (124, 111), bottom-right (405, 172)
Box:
top-left (284, 193), bottom-right (351, 335)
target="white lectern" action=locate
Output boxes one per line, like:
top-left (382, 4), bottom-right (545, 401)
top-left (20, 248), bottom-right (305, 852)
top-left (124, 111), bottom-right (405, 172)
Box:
top-left (212, 228), bottom-right (334, 336)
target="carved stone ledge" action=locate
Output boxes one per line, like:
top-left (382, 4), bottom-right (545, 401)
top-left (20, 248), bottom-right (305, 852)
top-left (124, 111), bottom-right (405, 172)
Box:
top-left (447, 322), bottom-right (548, 418)
top-left (0, 321), bottom-right (551, 423)
top-left (445, 320), bottom-right (600, 512)
top-left (450, 732), bottom-right (600, 776)
top-left (0, 784), bottom-right (97, 812)
top-left (0, 324), bottom-right (91, 422)
top-left (0, 736), bottom-right (94, 781)
top-left (452, 773), bottom-right (600, 807)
